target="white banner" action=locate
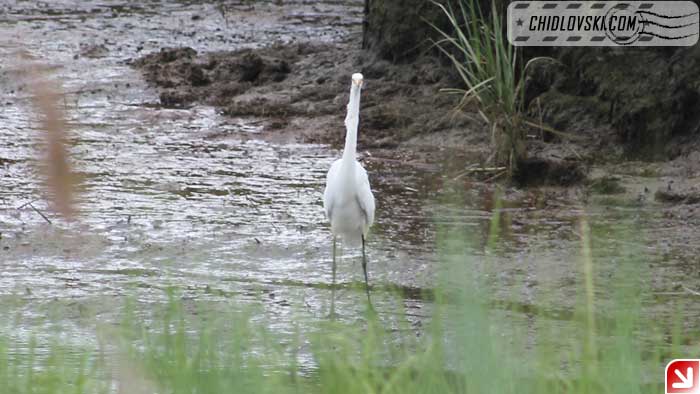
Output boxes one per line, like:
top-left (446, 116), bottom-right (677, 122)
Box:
top-left (507, 1), bottom-right (699, 46)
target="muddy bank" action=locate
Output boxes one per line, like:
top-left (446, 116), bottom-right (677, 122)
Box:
top-left (525, 46), bottom-right (700, 161)
top-left (360, 0), bottom-right (700, 165)
top-left (132, 40), bottom-right (595, 188)
top-left (131, 40), bottom-right (700, 197)
top-left (129, 9), bottom-right (700, 198)
top-left (129, 31), bottom-right (595, 188)
top-left (131, 42), bottom-right (485, 154)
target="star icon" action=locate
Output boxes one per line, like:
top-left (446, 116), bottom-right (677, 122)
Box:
top-left (516, 18), bottom-right (524, 27)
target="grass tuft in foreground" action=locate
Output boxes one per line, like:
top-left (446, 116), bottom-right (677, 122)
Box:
top-left (0, 203), bottom-right (682, 393)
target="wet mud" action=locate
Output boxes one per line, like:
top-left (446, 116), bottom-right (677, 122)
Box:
top-left (525, 46), bottom-right (700, 161)
top-left (131, 38), bottom-right (478, 153)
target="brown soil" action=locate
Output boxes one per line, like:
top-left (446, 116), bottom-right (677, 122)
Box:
top-left (131, 41), bottom-right (491, 160)
top-left (130, 33), bottom-right (700, 201)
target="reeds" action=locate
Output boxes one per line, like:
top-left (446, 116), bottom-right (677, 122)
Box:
top-left (0, 199), bottom-right (673, 394)
top-left (430, 0), bottom-right (551, 176)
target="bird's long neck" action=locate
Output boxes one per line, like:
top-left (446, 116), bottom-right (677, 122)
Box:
top-left (342, 85), bottom-right (361, 165)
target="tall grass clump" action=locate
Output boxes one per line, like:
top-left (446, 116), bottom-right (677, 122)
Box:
top-left (0, 203), bottom-right (684, 393)
top-left (430, 0), bottom-right (546, 175)
top-left (0, 338), bottom-right (110, 394)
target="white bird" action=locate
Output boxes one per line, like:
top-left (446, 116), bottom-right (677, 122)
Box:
top-left (323, 73), bottom-right (375, 300)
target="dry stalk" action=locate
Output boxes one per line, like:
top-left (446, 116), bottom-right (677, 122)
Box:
top-left (17, 50), bottom-right (77, 220)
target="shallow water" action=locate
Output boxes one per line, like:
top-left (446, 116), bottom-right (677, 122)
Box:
top-left (1, 0), bottom-right (699, 379)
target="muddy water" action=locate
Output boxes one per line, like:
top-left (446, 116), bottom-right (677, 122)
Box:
top-left (0, 0), bottom-right (699, 378)
top-left (0, 0), bottom-right (431, 347)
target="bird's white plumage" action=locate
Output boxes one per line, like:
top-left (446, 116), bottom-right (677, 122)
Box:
top-left (323, 73), bottom-right (375, 246)
top-left (323, 159), bottom-right (375, 245)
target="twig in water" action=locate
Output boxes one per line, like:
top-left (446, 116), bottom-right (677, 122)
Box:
top-left (452, 166), bottom-right (508, 182)
top-left (451, 163), bottom-right (479, 181)
top-left (217, 3), bottom-right (230, 29)
top-left (16, 199), bottom-right (41, 210)
top-left (683, 285), bottom-right (700, 296)
top-left (28, 203), bottom-right (52, 224)
top-left (466, 166), bottom-right (507, 173)
top-left (565, 142), bottom-right (583, 161)
top-left (485, 170), bottom-right (506, 183)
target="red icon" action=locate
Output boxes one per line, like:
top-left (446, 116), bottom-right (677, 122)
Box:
top-left (666, 359), bottom-right (700, 394)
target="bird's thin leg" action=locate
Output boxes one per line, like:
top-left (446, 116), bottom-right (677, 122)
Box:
top-left (330, 236), bottom-right (337, 318)
top-left (361, 235), bottom-right (372, 305)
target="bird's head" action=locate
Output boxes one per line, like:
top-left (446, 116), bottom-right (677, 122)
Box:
top-left (351, 73), bottom-right (363, 89)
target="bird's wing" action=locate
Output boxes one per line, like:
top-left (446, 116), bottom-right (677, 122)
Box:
top-left (354, 161), bottom-right (375, 230)
top-left (323, 159), bottom-right (342, 220)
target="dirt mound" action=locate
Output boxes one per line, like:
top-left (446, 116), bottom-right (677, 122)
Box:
top-left (362, 0), bottom-right (449, 62)
top-left (131, 41), bottom-right (595, 187)
top-left (131, 42), bottom-right (474, 150)
top-left (656, 187), bottom-right (700, 205)
top-left (513, 157), bottom-right (586, 187)
top-left (132, 44), bottom-right (298, 108)
top-left (525, 46), bottom-right (700, 160)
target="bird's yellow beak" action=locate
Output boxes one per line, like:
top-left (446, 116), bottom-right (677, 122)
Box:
top-left (351, 73), bottom-right (364, 88)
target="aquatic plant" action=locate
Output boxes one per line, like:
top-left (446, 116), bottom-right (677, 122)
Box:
top-left (430, 0), bottom-right (551, 177)
top-left (0, 197), bottom-right (675, 393)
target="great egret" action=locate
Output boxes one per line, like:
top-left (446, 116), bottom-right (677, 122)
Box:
top-left (323, 73), bottom-right (375, 302)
